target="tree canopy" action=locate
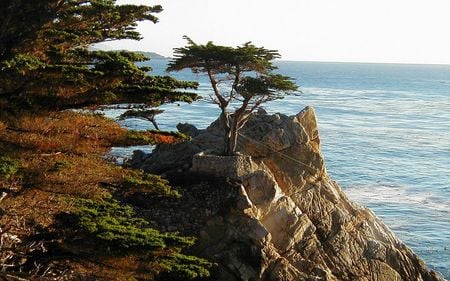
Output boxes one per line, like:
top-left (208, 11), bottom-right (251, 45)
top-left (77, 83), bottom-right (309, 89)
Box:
top-left (168, 37), bottom-right (298, 155)
top-left (0, 0), bottom-right (198, 111)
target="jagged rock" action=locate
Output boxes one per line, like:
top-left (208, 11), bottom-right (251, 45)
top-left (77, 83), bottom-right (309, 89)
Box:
top-left (176, 122), bottom-right (200, 137)
top-left (132, 106), bottom-right (443, 281)
top-left (129, 141), bottom-right (201, 174)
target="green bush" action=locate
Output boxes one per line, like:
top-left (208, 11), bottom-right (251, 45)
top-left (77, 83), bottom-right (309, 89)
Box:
top-left (158, 252), bottom-right (213, 280)
top-left (0, 156), bottom-right (20, 179)
top-left (122, 171), bottom-right (181, 198)
top-left (75, 199), bottom-right (192, 249)
top-left (74, 199), bottom-right (213, 279)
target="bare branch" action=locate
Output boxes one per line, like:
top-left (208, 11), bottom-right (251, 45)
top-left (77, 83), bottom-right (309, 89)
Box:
top-left (227, 68), bottom-right (241, 104)
top-left (207, 69), bottom-right (228, 109)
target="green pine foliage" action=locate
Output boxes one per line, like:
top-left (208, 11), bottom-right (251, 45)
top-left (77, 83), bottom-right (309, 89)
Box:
top-left (0, 0), bottom-right (198, 110)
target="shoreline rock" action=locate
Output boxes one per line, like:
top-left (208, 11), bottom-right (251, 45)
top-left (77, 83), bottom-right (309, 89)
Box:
top-left (131, 106), bottom-right (443, 281)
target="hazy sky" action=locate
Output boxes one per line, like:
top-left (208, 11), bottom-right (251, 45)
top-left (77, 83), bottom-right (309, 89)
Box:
top-left (98, 0), bottom-right (450, 64)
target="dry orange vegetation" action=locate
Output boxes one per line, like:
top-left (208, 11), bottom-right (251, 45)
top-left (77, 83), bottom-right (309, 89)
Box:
top-left (0, 111), bottom-right (186, 279)
top-left (2, 111), bottom-right (128, 154)
top-left (0, 121), bottom-right (6, 133)
top-left (153, 133), bottom-right (178, 144)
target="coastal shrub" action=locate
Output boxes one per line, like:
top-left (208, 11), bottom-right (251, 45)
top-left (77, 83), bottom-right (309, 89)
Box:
top-left (74, 199), bottom-right (213, 279)
top-left (158, 252), bottom-right (212, 280)
top-left (0, 156), bottom-right (20, 179)
top-left (122, 171), bottom-right (181, 198)
top-left (74, 199), bottom-right (194, 249)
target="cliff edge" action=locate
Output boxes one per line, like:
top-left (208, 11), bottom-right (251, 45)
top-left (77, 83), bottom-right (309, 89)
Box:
top-left (130, 106), bottom-right (443, 281)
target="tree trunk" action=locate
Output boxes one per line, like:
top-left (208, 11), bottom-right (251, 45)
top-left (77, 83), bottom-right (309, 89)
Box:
top-left (220, 112), bottom-right (232, 155)
top-left (227, 111), bottom-right (244, 156)
top-left (150, 119), bottom-right (159, 131)
top-left (228, 118), bottom-right (239, 155)
top-left (225, 99), bottom-right (250, 155)
top-left (224, 126), bottom-right (232, 155)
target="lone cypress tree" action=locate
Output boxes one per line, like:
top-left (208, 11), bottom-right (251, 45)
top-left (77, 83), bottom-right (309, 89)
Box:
top-left (168, 37), bottom-right (298, 155)
top-left (0, 0), bottom-right (198, 111)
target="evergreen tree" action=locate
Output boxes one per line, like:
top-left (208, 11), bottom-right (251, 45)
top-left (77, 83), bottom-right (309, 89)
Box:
top-left (0, 0), bottom-right (198, 110)
top-left (168, 37), bottom-right (298, 155)
top-left (0, 1), bottom-right (209, 279)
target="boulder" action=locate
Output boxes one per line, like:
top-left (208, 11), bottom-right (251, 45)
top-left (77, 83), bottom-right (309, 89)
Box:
top-left (176, 122), bottom-right (200, 137)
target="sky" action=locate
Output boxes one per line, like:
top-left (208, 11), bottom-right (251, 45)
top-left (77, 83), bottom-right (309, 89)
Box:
top-left (97, 0), bottom-right (450, 64)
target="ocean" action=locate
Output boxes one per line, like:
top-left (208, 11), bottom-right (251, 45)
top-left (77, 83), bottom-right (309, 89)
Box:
top-left (107, 60), bottom-right (450, 279)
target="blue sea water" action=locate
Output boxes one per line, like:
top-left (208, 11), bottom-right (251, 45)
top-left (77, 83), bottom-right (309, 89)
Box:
top-left (108, 60), bottom-right (450, 279)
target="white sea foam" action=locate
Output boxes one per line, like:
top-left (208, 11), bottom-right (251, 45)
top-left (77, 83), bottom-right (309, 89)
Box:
top-left (343, 184), bottom-right (450, 214)
top-left (302, 87), bottom-right (411, 95)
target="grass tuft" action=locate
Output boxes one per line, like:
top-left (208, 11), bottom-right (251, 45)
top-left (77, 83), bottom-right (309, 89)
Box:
top-left (0, 156), bottom-right (20, 179)
top-left (122, 170), bottom-right (181, 199)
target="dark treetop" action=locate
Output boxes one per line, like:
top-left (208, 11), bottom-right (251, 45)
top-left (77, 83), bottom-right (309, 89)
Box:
top-left (0, 0), bottom-right (198, 111)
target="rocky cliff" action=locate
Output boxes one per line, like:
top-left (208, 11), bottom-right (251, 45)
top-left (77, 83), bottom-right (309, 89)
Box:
top-left (130, 107), bottom-right (443, 281)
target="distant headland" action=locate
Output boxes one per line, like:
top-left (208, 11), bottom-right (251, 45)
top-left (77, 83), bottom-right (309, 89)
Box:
top-left (90, 46), bottom-right (169, 60)
top-left (136, 51), bottom-right (169, 60)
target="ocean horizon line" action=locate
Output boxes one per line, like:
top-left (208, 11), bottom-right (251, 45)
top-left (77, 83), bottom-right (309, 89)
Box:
top-left (275, 59), bottom-right (450, 67)
top-left (94, 46), bottom-right (450, 66)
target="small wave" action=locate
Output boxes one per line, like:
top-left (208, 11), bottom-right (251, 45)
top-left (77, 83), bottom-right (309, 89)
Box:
top-left (343, 184), bottom-right (450, 214)
top-left (301, 86), bottom-right (412, 95)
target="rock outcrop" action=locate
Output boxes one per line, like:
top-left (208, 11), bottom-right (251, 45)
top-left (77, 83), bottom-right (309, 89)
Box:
top-left (131, 106), bottom-right (443, 281)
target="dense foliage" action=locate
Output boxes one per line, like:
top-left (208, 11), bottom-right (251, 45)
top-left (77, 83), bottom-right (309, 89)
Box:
top-left (168, 37), bottom-right (298, 155)
top-left (0, 0), bottom-right (198, 110)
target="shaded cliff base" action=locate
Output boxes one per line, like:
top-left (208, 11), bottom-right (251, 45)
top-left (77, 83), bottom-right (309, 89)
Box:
top-left (131, 106), bottom-right (444, 281)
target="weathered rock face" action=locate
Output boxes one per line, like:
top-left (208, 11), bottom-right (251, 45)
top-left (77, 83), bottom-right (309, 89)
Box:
top-left (131, 107), bottom-right (443, 281)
